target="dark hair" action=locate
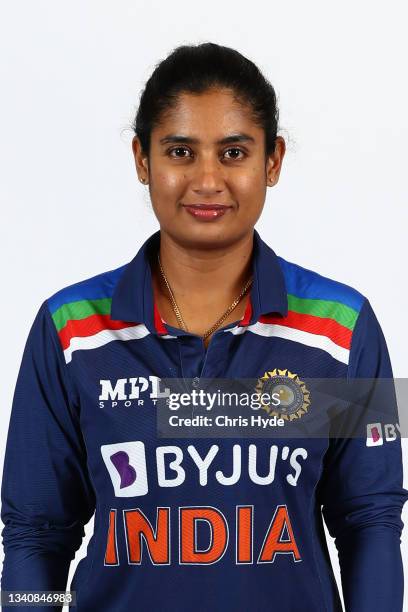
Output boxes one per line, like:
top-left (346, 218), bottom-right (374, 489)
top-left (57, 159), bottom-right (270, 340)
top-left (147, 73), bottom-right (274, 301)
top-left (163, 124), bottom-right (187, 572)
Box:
top-left (131, 42), bottom-right (280, 159)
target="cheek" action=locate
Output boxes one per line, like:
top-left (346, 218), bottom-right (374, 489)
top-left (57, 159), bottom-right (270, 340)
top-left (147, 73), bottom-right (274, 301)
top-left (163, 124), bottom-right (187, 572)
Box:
top-left (154, 171), bottom-right (185, 191)
top-left (149, 171), bottom-right (186, 219)
top-left (233, 168), bottom-right (265, 196)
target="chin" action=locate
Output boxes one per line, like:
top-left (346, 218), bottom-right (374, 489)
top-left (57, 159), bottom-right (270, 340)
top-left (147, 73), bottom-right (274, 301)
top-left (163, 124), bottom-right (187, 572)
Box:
top-left (163, 224), bottom-right (251, 250)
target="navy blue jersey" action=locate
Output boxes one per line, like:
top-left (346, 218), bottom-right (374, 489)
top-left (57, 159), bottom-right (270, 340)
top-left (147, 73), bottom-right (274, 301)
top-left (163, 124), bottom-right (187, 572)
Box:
top-left (1, 229), bottom-right (407, 611)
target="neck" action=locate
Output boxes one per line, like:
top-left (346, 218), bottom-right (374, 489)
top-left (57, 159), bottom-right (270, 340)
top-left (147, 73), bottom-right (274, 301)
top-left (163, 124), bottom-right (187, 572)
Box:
top-left (152, 230), bottom-right (255, 308)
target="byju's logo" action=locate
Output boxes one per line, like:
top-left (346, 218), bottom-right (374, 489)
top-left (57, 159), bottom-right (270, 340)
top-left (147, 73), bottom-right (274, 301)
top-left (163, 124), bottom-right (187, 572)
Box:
top-left (101, 441), bottom-right (309, 498)
top-left (101, 441), bottom-right (148, 497)
top-left (366, 422), bottom-right (400, 447)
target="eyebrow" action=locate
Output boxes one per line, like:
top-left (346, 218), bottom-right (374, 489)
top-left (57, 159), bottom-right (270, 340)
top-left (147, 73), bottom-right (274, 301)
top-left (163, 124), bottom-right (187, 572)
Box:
top-left (159, 133), bottom-right (256, 146)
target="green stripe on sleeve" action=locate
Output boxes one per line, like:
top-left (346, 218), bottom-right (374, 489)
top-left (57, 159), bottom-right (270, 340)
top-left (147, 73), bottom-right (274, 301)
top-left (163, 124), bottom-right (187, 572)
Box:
top-left (52, 298), bottom-right (112, 331)
top-left (287, 294), bottom-right (359, 330)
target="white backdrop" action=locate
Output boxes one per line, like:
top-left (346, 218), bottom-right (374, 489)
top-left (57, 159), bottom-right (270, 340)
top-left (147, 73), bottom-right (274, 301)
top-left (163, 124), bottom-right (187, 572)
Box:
top-left (1, 1), bottom-right (407, 610)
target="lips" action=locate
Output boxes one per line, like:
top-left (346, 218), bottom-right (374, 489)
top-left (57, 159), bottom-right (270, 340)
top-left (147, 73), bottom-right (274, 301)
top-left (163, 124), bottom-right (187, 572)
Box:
top-left (182, 203), bottom-right (232, 221)
top-left (182, 203), bottom-right (232, 210)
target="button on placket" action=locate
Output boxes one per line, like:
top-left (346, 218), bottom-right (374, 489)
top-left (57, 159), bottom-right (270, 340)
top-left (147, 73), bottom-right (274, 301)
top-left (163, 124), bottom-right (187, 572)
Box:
top-left (178, 335), bottom-right (206, 380)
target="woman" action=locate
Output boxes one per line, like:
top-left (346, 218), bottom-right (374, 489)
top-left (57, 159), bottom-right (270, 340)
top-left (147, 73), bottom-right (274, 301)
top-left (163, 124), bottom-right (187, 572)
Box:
top-left (1, 42), bottom-right (407, 612)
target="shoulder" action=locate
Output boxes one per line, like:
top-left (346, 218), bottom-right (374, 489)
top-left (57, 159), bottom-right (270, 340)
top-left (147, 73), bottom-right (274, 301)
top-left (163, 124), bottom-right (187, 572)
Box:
top-left (44, 263), bottom-right (127, 332)
top-left (275, 256), bottom-right (390, 373)
top-left (277, 255), bottom-right (367, 334)
top-left (276, 255), bottom-right (392, 374)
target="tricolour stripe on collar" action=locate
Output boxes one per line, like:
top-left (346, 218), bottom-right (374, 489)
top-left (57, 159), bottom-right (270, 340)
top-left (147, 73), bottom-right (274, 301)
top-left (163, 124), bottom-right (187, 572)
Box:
top-left (154, 300), bottom-right (169, 335)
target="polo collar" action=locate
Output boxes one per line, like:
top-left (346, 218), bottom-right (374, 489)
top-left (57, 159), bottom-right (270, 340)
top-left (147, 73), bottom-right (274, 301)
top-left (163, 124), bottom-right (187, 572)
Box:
top-left (110, 228), bottom-right (288, 334)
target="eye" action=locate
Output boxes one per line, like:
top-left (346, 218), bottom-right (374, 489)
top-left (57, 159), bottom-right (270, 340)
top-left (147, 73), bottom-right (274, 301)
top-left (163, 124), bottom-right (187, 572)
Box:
top-left (167, 146), bottom-right (246, 160)
top-left (223, 148), bottom-right (246, 160)
top-left (168, 146), bottom-right (192, 158)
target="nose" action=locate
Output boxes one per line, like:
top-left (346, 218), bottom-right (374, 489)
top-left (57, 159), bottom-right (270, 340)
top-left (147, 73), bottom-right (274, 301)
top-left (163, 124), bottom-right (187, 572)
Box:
top-left (190, 155), bottom-right (226, 195)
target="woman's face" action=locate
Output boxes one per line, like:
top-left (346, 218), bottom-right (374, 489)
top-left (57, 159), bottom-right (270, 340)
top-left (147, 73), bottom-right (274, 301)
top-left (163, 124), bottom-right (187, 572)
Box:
top-left (132, 87), bottom-right (285, 249)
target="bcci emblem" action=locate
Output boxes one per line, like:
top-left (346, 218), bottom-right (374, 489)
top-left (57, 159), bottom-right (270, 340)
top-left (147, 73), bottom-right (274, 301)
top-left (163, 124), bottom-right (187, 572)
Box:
top-left (255, 368), bottom-right (311, 421)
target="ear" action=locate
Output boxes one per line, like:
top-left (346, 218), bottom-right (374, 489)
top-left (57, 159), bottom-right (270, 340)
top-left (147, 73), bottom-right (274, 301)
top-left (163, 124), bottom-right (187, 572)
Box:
top-left (266, 136), bottom-right (286, 187)
top-left (132, 136), bottom-right (149, 183)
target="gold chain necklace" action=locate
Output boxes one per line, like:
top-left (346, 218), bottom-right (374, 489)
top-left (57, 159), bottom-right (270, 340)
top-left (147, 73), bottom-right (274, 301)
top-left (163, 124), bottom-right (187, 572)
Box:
top-left (157, 252), bottom-right (253, 340)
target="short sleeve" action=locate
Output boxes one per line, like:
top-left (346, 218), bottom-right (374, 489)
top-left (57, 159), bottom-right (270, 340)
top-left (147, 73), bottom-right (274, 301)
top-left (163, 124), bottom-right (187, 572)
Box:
top-left (317, 298), bottom-right (408, 612)
top-left (0, 300), bottom-right (96, 611)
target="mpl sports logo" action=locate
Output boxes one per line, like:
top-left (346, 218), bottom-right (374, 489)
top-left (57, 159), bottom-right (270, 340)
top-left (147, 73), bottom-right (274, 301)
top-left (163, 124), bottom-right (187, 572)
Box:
top-left (366, 422), bottom-right (401, 446)
top-left (99, 376), bottom-right (169, 408)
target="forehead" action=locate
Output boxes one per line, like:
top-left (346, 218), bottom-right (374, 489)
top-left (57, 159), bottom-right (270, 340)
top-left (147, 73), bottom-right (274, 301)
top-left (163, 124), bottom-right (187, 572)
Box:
top-left (153, 88), bottom-right (263, 140)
